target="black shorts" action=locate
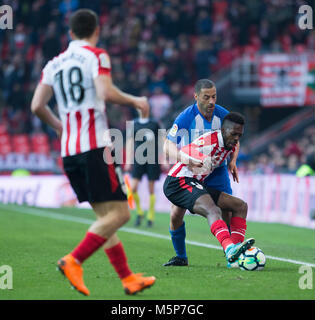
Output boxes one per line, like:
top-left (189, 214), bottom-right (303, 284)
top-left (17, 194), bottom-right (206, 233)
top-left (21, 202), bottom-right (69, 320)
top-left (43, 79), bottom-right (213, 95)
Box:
top-left (132, 163), bottom-right (161, 181)
top-left (63, 147), bottom-right (126, 203)
top-left (163, 176), bottom-right (221, 213)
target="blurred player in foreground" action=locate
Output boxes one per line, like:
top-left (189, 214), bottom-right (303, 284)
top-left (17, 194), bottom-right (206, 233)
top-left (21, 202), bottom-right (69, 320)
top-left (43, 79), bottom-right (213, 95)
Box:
top-left (163, 79), bottom-right (239, 266)
top-left (31, 9), bottom-right (155, 296)
top-left (125, 113), bottom-right (164, 227)
top-left (163, 112), bottom-right (254, 267)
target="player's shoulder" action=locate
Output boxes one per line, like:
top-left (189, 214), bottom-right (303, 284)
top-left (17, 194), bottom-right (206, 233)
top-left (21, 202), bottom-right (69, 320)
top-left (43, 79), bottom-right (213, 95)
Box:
top-left (198, 129), bottom-right (220, 143)
top-left (81, 45), bottom-right (111, 70)
top-left (81, 45), bottom-right (109, 57)
top-left (214, 104), bottom-right (229, 117)
top-left (175, 103), bottom-right (197, 123)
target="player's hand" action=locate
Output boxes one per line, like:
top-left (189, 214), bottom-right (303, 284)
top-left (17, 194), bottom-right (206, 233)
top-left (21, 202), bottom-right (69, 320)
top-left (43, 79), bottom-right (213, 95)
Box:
top-left (228, 161), bottom-right (239, 183)
top-left (133, 96), bottom-right (150, 118)
top-left (54, 122), bottom-right (63, 139)
top-left (187, 158), bottom-right (203, 170)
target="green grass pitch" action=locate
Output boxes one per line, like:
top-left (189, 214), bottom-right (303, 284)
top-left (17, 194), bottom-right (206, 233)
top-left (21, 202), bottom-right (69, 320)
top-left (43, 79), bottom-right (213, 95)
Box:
top-left (0, 203), bottom-right (315, 300)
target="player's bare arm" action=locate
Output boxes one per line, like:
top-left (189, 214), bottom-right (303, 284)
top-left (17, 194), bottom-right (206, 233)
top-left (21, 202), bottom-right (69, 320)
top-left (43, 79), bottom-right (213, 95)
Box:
top-left (31, 83), bottom-right (63, 137)
top-left (228, 141), bottom-right (240, 183)
top-left (94, 74), bottom-right (149, 118)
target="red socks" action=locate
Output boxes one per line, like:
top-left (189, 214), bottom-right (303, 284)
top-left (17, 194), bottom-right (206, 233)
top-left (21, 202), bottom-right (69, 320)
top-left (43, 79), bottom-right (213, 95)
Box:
top-left (105, 242), bottom-right (132, 279)
top-left (71, 232), bottom-right (132, 279)
top-left (210, 220), bottom-right (233, 251)
top-left (71, 231), bottom-right (106, 263)
top-left (230, 217), bottom-right (246, 244)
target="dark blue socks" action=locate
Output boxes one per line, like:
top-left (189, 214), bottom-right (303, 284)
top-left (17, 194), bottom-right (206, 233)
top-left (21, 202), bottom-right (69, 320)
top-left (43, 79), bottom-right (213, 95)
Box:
top-left (169, 221), bottom-right (187, 259)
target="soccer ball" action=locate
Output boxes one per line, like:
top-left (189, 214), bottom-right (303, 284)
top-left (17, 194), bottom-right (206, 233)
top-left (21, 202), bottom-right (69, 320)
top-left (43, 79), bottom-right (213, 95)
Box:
top-left (238, 247), bottom-right (266, 271)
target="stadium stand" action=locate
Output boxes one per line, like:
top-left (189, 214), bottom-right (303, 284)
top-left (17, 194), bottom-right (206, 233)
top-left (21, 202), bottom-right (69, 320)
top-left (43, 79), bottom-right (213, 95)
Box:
top-left (0, 0), bottom-right (314, 174)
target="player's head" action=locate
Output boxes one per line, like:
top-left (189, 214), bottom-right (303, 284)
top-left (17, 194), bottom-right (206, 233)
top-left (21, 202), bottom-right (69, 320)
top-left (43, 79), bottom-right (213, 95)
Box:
top-left (69, 9), bottom-right (100, 43)
top-left (194, 79), bottom-right (217, 117)
top-left (221, 112), bottom-right (245, 150)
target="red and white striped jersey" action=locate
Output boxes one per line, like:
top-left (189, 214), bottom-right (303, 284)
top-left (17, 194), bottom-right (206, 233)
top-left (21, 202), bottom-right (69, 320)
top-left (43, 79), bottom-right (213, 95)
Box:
top-left (40, 40), bottom-right (112, 157)
top-left (168, 130), bottom-right (235, 182)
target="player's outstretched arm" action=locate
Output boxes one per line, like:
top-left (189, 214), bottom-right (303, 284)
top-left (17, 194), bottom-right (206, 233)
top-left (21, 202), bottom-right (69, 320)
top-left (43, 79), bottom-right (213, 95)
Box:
top-left (94, 74), bottom-right (149, 118)
top-left (31, 83), bottom-right (63, 137)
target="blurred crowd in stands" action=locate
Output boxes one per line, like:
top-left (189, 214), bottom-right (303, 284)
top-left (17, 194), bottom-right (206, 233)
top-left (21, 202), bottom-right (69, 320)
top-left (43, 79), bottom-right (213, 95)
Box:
top-left (238, 125), bottom-right (315, 174)
top-left (0, 0), bottom-right (314, 174)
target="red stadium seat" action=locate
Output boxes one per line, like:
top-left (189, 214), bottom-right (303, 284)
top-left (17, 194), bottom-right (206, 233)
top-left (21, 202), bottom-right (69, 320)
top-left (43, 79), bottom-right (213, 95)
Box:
top-left (31, 133), bottom-right (49, 145)
top-left (13, 143), bottom-right (31, 155)
top-left (0, 134), bottom-right (10, 145)
top-left (12, 134), bottom-right (29, 146)
top-left (30, 133), bottom-right (51, 154)
top-left (32, 143), bottom-right (50, 155)
top-left (0, 124), bottom-right (7, 135)
top-left (0, 143), bottom-right (12, 155)
top-left (51, 138), bottom-right (61, 152)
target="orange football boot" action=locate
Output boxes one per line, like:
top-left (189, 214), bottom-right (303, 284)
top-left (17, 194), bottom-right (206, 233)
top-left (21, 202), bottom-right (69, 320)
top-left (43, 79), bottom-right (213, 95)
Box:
top-left (57, 254), bottom-right (90, 296)
top-left (121, 273), bottom-right (156, 295)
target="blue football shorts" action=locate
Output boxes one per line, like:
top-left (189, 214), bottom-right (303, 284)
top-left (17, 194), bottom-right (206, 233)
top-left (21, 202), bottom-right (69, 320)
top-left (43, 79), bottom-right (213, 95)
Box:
top-left (204, 165), bottom-right (232, 195)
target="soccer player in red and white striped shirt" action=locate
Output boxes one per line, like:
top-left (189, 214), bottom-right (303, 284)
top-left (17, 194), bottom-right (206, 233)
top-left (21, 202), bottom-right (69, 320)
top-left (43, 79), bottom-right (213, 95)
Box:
top-left (168, 129), bottom-right (236, 182)
top-left (163, 112), bottom-right (255, 267)
top-left (31, 9), bottom-right (155, 296)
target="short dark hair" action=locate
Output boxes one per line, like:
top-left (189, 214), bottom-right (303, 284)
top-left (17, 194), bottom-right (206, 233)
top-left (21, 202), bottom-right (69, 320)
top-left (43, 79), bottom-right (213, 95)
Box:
top-left (222, 112), bottom-right (245, 126)
top-left (194, 79), bottom-right (215, 94)
top-left (70, 9), bottom-right (98, 39)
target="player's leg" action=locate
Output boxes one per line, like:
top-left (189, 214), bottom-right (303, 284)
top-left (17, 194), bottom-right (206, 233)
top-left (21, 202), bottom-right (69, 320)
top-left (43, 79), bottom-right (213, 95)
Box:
top-left (216, 192), bottom-right (248, 244)
top-left (221, 210), bottom-right (232, 226)
top-left (89, 202), bottom-right (155, 295)
top-left (57, 201), bottom-right (130, 296)
top-left (58, 152), bottom-right (93, 295)
top-left (204, 165), bottom-right (233, 227)
top-left (192, 193), bottom-right (254, 265)
top-left (192, 193), bottom-right (234, 251)
top-left (130, 177), bottom-right (144, 226)
top-left (163, 204), bottom-right (188, 266)
top-left (58, 148), bottom-right (155, 295)
top-left (163, 176), bottom-right (188, 266)
top-left (147, 180), bottom-right (156, 227)
top-left (146, 163), bottom-right (161, 227)
top-left (103, 232), bottom-right (155, 292)
top-left (61, 200), bottom-right (155, 295)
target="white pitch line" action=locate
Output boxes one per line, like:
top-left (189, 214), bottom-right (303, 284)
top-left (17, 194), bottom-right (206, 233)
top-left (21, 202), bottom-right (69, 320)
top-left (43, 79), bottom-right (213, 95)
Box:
top-left (2, 204), bottom-right (315, 268)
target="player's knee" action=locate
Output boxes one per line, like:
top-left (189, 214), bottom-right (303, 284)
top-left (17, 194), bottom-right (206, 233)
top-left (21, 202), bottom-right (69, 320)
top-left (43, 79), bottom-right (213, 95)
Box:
top-left (205, 205), bottom-right (222, 226)
top-left (237, 200), bottom-right (248, 218)
top-left (211, 205), bottom-right (222, 221)
top-left (194, 201), bottom-right (222, 221)
top-left (193, 202), bottom-right (209, 217)
top-left (121, 209), bottom-right (131, 224)
top-left (112, 207), bottom-right (130, 227)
